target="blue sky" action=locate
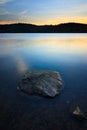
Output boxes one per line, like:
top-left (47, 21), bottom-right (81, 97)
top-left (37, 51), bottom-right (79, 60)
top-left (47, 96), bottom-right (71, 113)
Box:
top-left (0, 0), bottom-right (87, 24)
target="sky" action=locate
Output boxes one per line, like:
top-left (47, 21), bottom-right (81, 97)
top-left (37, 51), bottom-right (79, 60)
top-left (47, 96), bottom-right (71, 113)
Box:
top-left (0, 0), bottom-right (87, 25)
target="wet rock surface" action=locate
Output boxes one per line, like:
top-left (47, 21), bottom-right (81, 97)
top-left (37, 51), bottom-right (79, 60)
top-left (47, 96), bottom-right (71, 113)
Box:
top-left (73, 106), bottom-right (86, 120)
top-left (17, 70), bottom-right (63, 97)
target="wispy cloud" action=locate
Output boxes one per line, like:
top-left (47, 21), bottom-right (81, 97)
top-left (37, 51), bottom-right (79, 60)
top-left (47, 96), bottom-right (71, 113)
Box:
top-left (0, 9), bottom-right (30, 24)
top-left (0, 0), bottom-right (12, 4)
top-left (0, 8), bottom-right (11, 15)
top-left (0, 0), bottom-right (87, 25)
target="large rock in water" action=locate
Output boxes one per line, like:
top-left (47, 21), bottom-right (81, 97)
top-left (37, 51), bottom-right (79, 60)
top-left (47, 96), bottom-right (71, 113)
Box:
top-left (17, 70), bottom-right (63, 97)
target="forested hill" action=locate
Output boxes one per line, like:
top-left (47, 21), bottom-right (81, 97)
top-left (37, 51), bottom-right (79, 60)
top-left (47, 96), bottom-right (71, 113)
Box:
top-left (0, 22), bottom-right (87, 33)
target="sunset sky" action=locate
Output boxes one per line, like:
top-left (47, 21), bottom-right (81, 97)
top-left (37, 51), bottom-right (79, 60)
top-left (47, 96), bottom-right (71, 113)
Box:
top-left (0, 0), bottom-right (87, 25)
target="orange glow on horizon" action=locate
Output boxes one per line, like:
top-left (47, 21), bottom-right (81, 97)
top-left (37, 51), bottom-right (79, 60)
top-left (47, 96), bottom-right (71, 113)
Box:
top-left (0, 21), bottom-right (18, 25)
top-left (30, 16), bottom-right (87, 25)
top-left (0, 16), bottom-right (87, 25)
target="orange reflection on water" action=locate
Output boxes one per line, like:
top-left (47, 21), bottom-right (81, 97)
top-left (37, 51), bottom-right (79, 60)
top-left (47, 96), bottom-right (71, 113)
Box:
top-left (33, 36), bottom-right (87, 54)
top-left (1, 35), bottom-right (87, 55)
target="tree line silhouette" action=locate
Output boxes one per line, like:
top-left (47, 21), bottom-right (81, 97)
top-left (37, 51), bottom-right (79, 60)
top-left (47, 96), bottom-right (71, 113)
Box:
top-left (0, 22), bottom-right (87, 33)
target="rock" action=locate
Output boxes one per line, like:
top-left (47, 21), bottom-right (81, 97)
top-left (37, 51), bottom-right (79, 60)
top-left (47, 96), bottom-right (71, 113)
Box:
top-left (73, 106), bottom-right (86, 120)
top-left (17, 70), bottom-right (63, 97)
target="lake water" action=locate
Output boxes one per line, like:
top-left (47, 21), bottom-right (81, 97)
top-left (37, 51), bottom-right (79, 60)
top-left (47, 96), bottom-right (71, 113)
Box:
top-left (0, 33), bottom-right (87, 130)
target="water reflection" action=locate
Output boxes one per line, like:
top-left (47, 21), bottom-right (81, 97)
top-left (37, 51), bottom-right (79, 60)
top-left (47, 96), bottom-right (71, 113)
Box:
top-left (14, 55), bottom-right (28, 74)
top-left (0, 34), bottom-right (87, 130)
top-left (0, 34), bottom-right (87, 54)
top-left (0, 33), bottom-right (87, 74)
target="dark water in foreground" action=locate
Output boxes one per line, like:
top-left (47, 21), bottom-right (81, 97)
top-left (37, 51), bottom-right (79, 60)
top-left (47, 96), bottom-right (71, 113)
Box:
top-left (0, 33), bottom-right (87, 130)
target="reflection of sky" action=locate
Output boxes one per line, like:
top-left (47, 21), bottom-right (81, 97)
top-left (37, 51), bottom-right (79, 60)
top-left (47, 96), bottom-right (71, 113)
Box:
top-left (0, 0), bottom-right (87, 24)
top-left (0, 34), bottom-right (87, 74)
top-left (0, 34), bottom-right (87, 54)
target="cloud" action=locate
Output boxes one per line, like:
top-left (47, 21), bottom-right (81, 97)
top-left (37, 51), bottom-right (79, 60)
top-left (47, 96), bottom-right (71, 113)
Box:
top-left (0, 8), bottom-right (11, 15)
top-left (0, 0), bottom-right (12, 4)
top-left (0, 9), bottom-right (30, 24)
top-left (0, 2), bottom-right (87, 25)
top-left (19, 10), bottom-right (29, 15)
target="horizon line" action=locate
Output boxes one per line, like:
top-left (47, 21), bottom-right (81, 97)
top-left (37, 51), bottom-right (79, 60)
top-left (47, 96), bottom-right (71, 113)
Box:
top-left (0, 22), bottom-right (87, 26)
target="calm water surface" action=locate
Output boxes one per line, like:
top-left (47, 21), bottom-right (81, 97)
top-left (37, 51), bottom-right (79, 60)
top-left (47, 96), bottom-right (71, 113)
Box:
top-left (0, 33), bottom-right (87, 130)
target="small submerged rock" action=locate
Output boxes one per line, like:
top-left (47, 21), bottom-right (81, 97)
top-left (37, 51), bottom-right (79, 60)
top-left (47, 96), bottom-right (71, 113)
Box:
top-left (17, 70), bottom-right (63, 98)
top-left (73, 106), bottom-right (86, 120)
